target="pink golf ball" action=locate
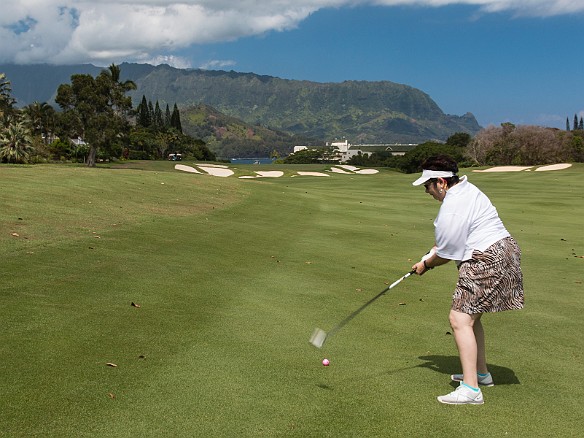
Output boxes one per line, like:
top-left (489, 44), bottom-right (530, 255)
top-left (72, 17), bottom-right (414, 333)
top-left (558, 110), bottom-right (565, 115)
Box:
top-left (322, 358), bottom-right (330, 366)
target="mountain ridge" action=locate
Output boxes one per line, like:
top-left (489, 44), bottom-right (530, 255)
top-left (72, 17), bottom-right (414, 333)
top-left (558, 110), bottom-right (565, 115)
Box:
top-left (1, 62), bottom-right (481, 145)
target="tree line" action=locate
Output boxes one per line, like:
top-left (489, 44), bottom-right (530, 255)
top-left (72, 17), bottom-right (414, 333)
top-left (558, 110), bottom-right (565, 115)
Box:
top-left (0, 64), bottom-right (215, 166)
top-left (285, 124), bottom-right (584, 172)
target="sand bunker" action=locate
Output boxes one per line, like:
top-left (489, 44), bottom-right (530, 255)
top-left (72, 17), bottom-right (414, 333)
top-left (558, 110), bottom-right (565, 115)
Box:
top-left (198, 166), bottom-right (234, 177)
top-left (174, 164), bottom-right (201, 174)
top-left (297, 171), bottom-right (330, 177)
top-left (238, 171), bottom-right (285, 179)
top-left (330, 167), bottom-right (353, 174)
top-left (474, 166), bottom-right (533, 172)
top-left (330, 166), bottom-right (379, 175)
top-left (174, 163), bottom-right (382, 178)
top-left (337, 165), bottom-right (360, 171)
top-left (178, 162), bottom-right (573, 179)
top-left (474, 163), bottom-right (572, 173)
top-left (255, 171), bottom-right (285, 178)
top-left (535, 163), bottom-right (572, 171)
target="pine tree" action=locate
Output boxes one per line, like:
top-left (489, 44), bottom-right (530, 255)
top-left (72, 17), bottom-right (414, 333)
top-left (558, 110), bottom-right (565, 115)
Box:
top-left (574, 114), bottom-right (578, 131)
top-left (170, 103), bottom-right (182, 133)
top-left (154, 101), bottom-right (163, 128)
top-left (148, 101), bottom-right (155, 126)
top-left (579, 117), bottom-right (583, 130)
top-left (566, 117), bottom-right (570, 131)
top-left (137, 95), bottom-right (151, 127)
top-left (165, 104), bottom-right (171, 128)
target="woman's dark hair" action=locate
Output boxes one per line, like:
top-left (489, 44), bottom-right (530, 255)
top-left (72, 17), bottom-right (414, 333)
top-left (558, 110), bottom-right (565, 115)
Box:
top-left (421, 155), bottom-right (460, 187)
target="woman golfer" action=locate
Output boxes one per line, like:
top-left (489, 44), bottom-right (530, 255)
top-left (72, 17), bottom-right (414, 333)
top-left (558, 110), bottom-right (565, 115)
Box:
top-left (411, 155), bottom-right (524, 405)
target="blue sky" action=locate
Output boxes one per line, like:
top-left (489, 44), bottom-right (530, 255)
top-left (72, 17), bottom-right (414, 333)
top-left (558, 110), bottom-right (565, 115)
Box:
top-left (185, 5), bottom-right (584, 129)
top-left (2, 1), bottom-right (583, 129)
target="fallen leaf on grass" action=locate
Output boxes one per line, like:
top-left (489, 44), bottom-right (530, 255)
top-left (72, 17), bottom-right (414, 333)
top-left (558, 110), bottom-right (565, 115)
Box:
top-left (398, 302), bottom-right (406, 306)
top-left (11, 233), bottom-right (19, 237)
top-left (107, 393), bottom-right (116, 399)
top-left (305, 261), bottom-right (312, 264)
top-left (106, 363), bottom-right (118, 367)
top-left (131, 302), bottom-right (141, 308)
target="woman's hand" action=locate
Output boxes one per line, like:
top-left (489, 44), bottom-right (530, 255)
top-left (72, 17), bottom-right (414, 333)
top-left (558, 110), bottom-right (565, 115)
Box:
top-left (412, 260), bottom-right (431, 275)
top-left (412, 246), bottom-right (436, 275)
top-left (412, 249), bottom-right (450, 275)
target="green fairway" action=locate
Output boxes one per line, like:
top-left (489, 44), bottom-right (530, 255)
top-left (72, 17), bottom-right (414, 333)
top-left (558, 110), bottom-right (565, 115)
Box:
top-left (1, 162), bottom-right (583, 436)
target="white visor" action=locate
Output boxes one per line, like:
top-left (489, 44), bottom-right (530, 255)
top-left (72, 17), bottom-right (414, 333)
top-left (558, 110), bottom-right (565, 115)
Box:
top-left (412, 170), bottom-right (455, 186)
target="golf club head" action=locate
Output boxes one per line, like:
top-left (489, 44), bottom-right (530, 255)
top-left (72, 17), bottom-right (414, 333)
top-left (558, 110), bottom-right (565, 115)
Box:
top-left (309, 328), bottom-right (327, 349)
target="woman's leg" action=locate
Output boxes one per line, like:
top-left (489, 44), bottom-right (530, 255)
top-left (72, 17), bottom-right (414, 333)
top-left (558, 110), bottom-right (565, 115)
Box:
top-left (449, 310), bottom-right (481, 388)
top-left (473, 315), bottom-right (489, 374)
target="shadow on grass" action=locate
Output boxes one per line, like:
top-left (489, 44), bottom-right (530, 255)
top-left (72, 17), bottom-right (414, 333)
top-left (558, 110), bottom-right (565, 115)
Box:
top-left (418, 355), bottom-right (521, 385)
top-left (314, 356), bottom-right (520, 390)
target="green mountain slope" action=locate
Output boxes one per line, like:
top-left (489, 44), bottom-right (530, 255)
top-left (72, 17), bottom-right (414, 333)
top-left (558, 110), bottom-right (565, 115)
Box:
top-left (127, 64), bottom-right (480, 143)
top-left (181, 103), bottom-right (320, 158)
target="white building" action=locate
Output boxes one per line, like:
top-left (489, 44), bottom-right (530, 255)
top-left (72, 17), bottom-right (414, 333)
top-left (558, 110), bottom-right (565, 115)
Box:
top-left (329, 140), bottom-right (418, 163)
top-left (292, 140), bottom-right (418, 163)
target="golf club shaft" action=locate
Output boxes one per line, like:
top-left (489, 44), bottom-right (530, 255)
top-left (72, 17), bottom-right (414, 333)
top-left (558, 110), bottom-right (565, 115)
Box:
top-left (327, 269), bottom-right (415, 337)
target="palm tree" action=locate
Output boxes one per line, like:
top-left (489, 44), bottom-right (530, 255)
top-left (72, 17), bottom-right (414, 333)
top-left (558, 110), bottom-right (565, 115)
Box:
top-left (23, 101), bottom-right (57, 143)
top-left (105, 64), bottom-right (137, 116)
top-left (0, 73), bottom-right (17, 124)
top-left (106, 63), bottom-right (137, 91)
top-left (0, 118), bottom-right (34, 163)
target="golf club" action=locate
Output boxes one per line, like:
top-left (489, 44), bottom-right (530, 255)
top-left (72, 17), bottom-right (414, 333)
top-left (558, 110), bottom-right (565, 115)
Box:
top-left (309, 269), bottom-right (416, 348)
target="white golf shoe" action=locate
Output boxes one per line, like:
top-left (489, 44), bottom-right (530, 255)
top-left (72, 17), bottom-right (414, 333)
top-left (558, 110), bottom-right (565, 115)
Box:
top-left (437, 383), bottom-right (484, 405)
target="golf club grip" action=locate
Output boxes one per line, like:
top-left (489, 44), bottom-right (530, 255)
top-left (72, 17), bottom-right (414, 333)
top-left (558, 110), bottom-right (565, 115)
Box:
top-left (327, 270), bottom-right (415, 337)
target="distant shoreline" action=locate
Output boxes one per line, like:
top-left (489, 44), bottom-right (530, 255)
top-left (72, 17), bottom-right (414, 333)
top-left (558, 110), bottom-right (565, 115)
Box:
top-left (230, 158), bottom-right (276, 164)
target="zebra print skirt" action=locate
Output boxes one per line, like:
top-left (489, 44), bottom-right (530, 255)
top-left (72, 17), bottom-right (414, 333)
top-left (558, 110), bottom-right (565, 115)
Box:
top-left (452, 236), bottom-right (524, 314)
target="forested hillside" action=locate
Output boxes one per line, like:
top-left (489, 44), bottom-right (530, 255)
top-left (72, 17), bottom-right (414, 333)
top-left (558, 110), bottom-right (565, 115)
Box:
top-left (180, 104), bottom-right (322, 158)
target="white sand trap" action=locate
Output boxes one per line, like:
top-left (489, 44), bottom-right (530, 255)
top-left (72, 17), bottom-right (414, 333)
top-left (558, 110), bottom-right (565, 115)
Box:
top-left (256, 171), bottom-right (284, 178)
top-left (238, 176), bottom-right (256, 179)
top-left (198, 166), bottom-right (234, 177)
top-left (535, 163), bottom-right (572, 171)
top-left (474, 166), bottom-right (533, 172)
top-left (331, 167), bottom-right (353, 174)
top-left (337, 165), bottom-right (360, 171)
top-left (355, 169), bottom-right (379, 174)
top-left (297, 171), bottom-right (330, 177)
top-left (175, 164), bottom-right (201, 173)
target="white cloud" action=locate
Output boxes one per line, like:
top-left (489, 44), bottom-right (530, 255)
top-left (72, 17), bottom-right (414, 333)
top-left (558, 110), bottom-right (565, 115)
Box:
top-left (1, 1), bottom-right (582, 65)
top-left (199, 59), bottom-right (237, 70)
top-left (146, 55), bottom-right (194, 69)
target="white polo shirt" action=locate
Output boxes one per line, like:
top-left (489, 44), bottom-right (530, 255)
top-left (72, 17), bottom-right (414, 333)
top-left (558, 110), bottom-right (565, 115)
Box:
top-left (434, 176), bottom-right (510, 263)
